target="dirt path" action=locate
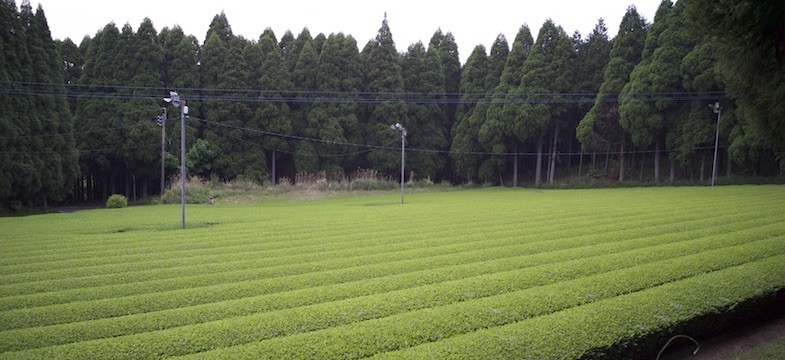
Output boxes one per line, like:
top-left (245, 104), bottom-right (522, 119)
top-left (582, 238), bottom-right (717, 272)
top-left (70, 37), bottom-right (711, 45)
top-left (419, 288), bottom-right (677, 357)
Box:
top-left (659, 315), bottom-right (785, 359)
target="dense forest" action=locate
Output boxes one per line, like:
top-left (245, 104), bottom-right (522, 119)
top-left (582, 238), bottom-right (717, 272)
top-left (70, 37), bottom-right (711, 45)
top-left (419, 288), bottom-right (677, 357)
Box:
top-left (1, 0), bottom-right (784, 209)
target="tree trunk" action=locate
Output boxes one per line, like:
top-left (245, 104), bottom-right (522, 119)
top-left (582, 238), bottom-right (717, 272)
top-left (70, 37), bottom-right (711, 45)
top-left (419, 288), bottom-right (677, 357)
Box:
top-left (700, 153), bottom-right (706, 182)
top-left (549, 127), bottom-right (559, 184)
top-left (81, 176), bottom-right (86, 202)
top-left (513, 145), bottom-right (519, 187)
top-left (75, 177), bottom-right (82, 203)
top-left (535, 135), bottom-right (544, 188)
top-left (578, 151), bottom-right (584, 177)
top-left (566, 136), bottom-right (573, 177)
top-left (124, 171), bottom-right (131, 198)
top-left (654, 141), bottom-right (661, 183)
top-left (639, 151), bottom-right (645, 181)
top-left (272, 150), bottom-right (277, 185)
top-left (604, 145), bottom-right (611, 176)
top-left (546, 131), bottom-right (553, 184)
top-left (105, 173), bottom-right (112, 199)
top-left (92, 174), bottom-right (99, 202)
top-left (618, 140), bottom-right (625, 182)
top-left (726, 153), bottom-right (732, 177)
top-left (87, 174), bottom-right (92, 202)
top-left (592, 150), bottom-right (597, 171)
top-left (670, 160), bottom-right (676, 182)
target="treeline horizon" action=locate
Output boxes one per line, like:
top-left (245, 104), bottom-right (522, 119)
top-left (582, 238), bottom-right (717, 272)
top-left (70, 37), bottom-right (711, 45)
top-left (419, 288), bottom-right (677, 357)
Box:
top-left (1, 0), bottom-right (783, 209)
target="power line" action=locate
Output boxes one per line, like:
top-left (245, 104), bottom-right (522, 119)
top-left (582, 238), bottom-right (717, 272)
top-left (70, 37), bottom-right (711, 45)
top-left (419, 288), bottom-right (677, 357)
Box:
top-left (202, 124), bottom-right (401, 158)
top-left (0, 144), bottom-right (158, 155)
top-left (192, 116), bottom-right (387, 149)
top-left (0, 80), bottom-right (730, 104)
top-left (0, 80), bottom-right (734, 159)
top-left (192, 116), bottom-right (729, 158)
top-left (0, 110), bottom-right (733, 160)
top-left (0, 123), bottom-right (148, 140)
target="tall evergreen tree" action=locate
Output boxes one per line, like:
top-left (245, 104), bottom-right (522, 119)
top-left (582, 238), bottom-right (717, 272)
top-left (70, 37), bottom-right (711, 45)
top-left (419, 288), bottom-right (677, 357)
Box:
top-left (57, 38), bottom-right (83, 86)
top-left (474, 34), bottom-right (509, 184)
top-left (620, 0), bottom-right (694, 182)
top-left (450, 45), bottom-right (488, 182)
top-left (481, 25), bottom-right (534, 187)
top-left (290, 32), bottom-right (319, 174)
top-left (566, 20), bottom-right (612, 179)
top-left (75, 23), bottom-right (126, 199)
top-left (160, 26), bottom-right (199, 184)
top-left (669, 37), bottom-right (728, 180)
top-left (255, 30), bottom-right (293, 183)
top-left (200, 15), bottom-right (259, 181)
top-left (576, 10), bottom-right (643, 182)
top-left (0, 0), bottom-right (16, 204)
top-left (617, 1), bottom-right (673, 183)
top-left (306, 33), bottom-right (362, 176)
top-left (402, 42), bottom-right (448, 181)
top-left (0, 0), bottom-right (40, 206)
top-left (17, 1), bottom-right (49, 205)
top-left (118, 18), bottom-right (164, 198)
top-left (363, 14), bottom-right (408, 174)
top-left (511, 19), bottom-right (574, 187)
top-left (685, 0), bottom-right (785, 167)
top-left (313, 33), bottom-right (326, 54)
top-left (28, 3), bottom-right (79, 206)
top-left (161, 26), bottom-right (199, 89)
top-left (278, 30), bottom-right (295, 64)
top-left (204, 11), bottom-right (233, 42)
top-left (8, 0), bottom-right (44, 205)
top-left (428, 29), bottom-right (461, 156)
top-left (286, 28), bottom-right (313, 73)
top-left (579, 20), bottom-right (613, 99)
top-left (727, 110), bottom-right (768, 175)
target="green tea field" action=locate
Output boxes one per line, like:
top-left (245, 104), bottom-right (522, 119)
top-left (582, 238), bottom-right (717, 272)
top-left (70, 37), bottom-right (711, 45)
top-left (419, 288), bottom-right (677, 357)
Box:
top-left (1, 186), bottom-right (784, 359)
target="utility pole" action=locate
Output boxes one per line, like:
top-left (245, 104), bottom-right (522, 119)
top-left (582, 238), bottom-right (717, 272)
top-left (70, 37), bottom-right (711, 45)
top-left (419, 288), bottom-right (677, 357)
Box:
top-left (391, 123), bottom-right (406, 204)
top-left (164, 91), bottom-right (188, 229)
top-left (157, 107), bottom-right (167, 197)
top-left (180, 99), bottom-right (187, 228)
top-left (710, 101), bottom-right (721, 187)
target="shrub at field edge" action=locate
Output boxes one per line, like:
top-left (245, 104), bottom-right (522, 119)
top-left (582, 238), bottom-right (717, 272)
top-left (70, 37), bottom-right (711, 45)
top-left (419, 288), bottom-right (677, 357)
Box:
top-left (105, 195), bottom-right (128, 209)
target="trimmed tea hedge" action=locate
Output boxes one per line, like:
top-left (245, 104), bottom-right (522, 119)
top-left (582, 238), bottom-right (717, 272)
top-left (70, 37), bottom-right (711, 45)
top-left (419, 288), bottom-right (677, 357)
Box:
top-left (373, 255), bottom-right (785, 360)
top-left (1, 186), bottom-right (783, 359)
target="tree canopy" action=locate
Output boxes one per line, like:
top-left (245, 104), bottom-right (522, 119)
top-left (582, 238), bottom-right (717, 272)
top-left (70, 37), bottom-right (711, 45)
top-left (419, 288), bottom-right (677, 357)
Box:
top-left (1, 0), bottom-right (782, 209)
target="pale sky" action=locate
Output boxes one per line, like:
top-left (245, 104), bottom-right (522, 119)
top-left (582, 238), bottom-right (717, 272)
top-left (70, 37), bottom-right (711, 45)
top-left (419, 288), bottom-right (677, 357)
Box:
top-left (36, 0), bottom-right (661, 64)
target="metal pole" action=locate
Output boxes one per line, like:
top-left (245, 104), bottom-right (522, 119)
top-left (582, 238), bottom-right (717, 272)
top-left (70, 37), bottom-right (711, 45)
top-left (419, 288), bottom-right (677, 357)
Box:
top-left (160, 107), bottom-right (166, 197)
top-left (711, 105), bottom-right (721, 187)
top-left (180, 100), bottom-right (186, 229)
top-left (400, 130), bottom-right (405, 204)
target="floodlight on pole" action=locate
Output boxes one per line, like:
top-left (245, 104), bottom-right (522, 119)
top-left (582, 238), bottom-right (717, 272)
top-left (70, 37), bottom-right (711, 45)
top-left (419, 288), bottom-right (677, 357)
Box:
top-left (390, 123), bottom-right (406, 204)
top-left (710, 101), bottom-right (721, 187)
top-left (164, 91), bottom-right (187, 229)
